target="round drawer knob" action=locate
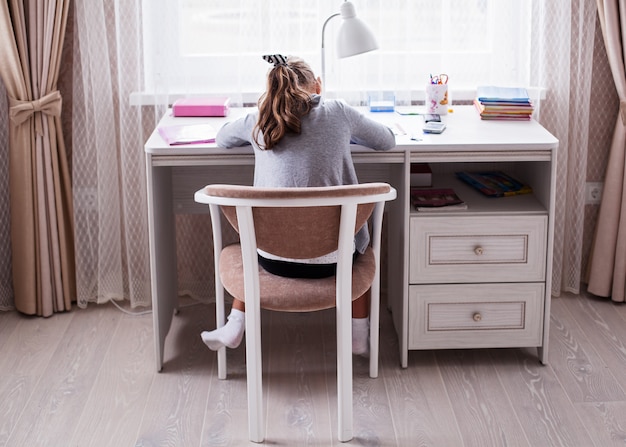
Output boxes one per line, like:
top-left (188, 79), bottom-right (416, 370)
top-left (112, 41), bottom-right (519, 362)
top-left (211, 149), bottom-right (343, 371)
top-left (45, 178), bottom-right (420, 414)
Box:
top-left (474, 246), bottom-right (484, 256)
top-left (473, 312), bottom-right (482, 322)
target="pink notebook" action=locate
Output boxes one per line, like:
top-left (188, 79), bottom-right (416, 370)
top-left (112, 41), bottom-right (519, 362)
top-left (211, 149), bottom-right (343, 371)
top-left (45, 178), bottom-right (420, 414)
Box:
top-left (172, 97), bottom-right (230, 117)
top-left (158, 123), bottom-right (217, 145)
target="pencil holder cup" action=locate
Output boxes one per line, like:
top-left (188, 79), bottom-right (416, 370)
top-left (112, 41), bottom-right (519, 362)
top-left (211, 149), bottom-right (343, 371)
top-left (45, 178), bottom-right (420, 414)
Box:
top-left (425, 84), bottom-right (449, 115)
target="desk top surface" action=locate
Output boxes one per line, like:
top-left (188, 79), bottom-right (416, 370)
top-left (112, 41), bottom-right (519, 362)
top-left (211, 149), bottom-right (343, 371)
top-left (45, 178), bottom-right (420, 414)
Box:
top-left (145, 105), bottom-right (558, 157)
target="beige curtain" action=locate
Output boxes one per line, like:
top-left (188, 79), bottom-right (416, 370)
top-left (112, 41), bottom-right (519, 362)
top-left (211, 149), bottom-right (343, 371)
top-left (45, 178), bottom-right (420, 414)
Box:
top-left (587, 0), bottom-right (626, 302)
top-left (0, 79), bottom-right (13, 311)
top-left (0, 1), bottom-right (75, 315)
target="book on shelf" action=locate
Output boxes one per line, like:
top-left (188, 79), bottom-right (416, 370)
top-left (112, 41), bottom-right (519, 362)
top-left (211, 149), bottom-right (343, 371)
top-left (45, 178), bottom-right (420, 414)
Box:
top-left (410, 188), bottom-right (467, 211)
top-left (410, 163), bottom-right (433, 187)
top-left (456, 171), bottom-right (532, 197)
top-left (158, 123), bottom-right (217, 145)
top-left (474, 86), bottom-right (534, 121)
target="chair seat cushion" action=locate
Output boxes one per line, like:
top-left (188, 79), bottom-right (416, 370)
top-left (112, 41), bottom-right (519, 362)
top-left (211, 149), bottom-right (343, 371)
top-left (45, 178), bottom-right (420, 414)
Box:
top-left (219, 244), bottom-right (376, 312)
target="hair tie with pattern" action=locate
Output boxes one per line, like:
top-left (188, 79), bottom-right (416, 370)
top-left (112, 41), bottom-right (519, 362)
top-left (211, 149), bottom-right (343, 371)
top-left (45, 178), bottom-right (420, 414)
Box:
top-left (263, 54), bottom-right (288, 67)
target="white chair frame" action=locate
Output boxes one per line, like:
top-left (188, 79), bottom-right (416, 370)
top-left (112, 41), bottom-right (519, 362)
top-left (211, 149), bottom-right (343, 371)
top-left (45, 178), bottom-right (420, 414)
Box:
top-left (194, 183), bottom-right (397, 443)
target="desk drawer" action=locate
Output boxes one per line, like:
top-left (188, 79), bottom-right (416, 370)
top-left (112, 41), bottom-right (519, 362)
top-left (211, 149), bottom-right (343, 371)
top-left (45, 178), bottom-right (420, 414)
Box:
top-left (408, 283), bottom-right (544, 350)
top-left (409, 215), bottom-right (547, 284)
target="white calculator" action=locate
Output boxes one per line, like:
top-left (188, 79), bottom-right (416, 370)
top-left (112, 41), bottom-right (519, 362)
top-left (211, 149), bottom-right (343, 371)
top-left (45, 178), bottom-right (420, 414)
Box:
top-left (423, 121), bottom-right (446, 134)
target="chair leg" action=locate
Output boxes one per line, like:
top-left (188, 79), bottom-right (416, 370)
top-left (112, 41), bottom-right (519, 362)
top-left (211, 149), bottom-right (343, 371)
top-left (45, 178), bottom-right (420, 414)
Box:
top-left (337, 296), bottom-right (354, 442)
top-left (245, 299), bottom-right (264, 443)
top-left (210, 203), bottom-right (228, 380)
top-left (215, 286), bottom-right (227, 380)
top-left (369, 201), bottom-right (385, 379)
top-left (369, 278), bottom-right (380, 379)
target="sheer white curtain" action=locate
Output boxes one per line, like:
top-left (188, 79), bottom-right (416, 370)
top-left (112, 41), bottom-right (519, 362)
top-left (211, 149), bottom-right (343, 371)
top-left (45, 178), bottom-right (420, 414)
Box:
top-left (143, 0), bottom-right (535, 105)
top-left (59, 0), bottom-right (596, 310)
top-left (71, 1), bottom-right (156, 308)
top-left (531, 0), bottom-right (596, 296)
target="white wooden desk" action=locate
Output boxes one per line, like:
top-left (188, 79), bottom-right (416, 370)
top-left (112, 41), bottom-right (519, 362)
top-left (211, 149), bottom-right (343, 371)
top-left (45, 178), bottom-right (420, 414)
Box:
top-left (145, 106), bottom-right (558, 371)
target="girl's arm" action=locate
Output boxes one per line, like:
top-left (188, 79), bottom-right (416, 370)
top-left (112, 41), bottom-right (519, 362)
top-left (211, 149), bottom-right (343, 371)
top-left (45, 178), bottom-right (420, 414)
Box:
top-left (344, 105), bottom-right (396, 151)
top-left (215, 113), bottom-right (257, 148)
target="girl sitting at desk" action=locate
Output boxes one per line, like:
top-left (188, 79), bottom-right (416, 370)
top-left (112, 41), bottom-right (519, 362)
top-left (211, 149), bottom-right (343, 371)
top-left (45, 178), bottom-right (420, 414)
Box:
top-left (201, 54), bottom-right (395, 356)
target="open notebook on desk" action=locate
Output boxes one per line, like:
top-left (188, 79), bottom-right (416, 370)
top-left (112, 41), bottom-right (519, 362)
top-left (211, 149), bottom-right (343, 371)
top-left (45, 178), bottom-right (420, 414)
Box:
top-left (158, 123), bottom-right (217, 145)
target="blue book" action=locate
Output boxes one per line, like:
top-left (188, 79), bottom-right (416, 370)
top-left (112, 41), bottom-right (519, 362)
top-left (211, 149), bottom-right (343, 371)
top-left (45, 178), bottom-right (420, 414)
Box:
top-left (476, 86), bottom-right (530, 103)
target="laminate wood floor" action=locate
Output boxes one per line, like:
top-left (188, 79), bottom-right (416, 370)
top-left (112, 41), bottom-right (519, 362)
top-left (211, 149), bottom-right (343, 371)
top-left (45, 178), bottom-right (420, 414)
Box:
top-left (1, 290), bottom-right (626, 446)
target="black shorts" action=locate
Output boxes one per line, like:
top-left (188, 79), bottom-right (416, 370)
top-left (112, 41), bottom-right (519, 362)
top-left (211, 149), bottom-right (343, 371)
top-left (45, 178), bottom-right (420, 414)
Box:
top-left (258, 252), bottom-right (358, 279)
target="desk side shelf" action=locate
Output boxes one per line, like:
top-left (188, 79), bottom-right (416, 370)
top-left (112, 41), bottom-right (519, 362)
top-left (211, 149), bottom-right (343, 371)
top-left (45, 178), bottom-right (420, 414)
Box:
top-left (409, 172), bottom-right (548, 216)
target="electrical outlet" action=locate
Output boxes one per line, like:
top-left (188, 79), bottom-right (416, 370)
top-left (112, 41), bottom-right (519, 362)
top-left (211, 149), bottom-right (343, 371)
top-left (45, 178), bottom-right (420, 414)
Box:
top-left (585, 182), bottom-right (603, 205)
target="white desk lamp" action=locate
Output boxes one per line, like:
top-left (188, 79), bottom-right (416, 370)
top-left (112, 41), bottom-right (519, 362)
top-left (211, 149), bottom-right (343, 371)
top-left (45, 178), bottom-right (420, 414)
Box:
top-left (321, 1), bottom-right (378, 92)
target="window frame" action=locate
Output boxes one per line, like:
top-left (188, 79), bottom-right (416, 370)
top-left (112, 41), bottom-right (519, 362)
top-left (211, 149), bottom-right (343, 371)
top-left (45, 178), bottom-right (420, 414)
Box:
top-left (137, 0), bottom-right (534, 106)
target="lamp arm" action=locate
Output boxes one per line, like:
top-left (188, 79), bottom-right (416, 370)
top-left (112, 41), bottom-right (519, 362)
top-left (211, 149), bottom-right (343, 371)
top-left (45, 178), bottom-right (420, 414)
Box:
top-left (321, 12), bottom-right (340, 93)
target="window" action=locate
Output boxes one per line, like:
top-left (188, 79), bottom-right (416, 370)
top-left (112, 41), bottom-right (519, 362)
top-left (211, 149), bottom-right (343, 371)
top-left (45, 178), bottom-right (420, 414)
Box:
top-left (141, 0), bottom-right (532, 105)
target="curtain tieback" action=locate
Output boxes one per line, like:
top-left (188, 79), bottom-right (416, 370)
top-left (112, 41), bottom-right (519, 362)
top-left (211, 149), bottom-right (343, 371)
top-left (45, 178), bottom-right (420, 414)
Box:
top-left (9, 90), bottom-right (62, 136)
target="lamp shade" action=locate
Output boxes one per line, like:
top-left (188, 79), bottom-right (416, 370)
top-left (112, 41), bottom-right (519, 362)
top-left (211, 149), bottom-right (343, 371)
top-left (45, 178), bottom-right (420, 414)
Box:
top-left (336, 1), bottom-right (378, 58)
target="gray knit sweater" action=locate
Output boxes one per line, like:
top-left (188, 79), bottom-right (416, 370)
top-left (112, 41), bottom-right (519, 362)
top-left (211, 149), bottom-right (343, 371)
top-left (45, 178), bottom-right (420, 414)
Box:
top-left (215, 94), bottom-right (396, 253)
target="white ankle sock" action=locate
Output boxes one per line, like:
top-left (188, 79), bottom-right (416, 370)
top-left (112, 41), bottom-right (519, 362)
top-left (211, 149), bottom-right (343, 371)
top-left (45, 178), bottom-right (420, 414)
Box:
top-left (201, 308), bottom-right (245, 351)
top-left (352, 317), bottom-right (370, 356)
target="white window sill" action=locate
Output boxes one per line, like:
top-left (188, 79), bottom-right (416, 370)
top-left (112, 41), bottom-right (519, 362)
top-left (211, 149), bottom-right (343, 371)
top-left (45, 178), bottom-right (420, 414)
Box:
top-left (130, 87), bottom-right (546, 107)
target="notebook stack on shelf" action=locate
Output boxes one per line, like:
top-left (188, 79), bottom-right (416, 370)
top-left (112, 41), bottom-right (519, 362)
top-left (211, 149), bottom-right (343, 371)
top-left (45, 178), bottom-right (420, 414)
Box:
top-left (456, 170), bottom-right (532, 197)
top-left (474, 86), bottom-right (534, 121)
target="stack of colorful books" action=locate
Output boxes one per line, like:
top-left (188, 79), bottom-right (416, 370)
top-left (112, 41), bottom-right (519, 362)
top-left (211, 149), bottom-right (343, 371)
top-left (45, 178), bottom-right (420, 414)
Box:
top-left (474, 86), bottom-right (534, 121)
top-left (456, 171), bottom-right (532, 197)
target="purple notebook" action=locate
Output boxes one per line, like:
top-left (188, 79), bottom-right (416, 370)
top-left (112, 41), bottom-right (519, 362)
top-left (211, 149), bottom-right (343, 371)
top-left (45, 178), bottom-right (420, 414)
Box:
top-left (158, 123), bottom-right (217, 145)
